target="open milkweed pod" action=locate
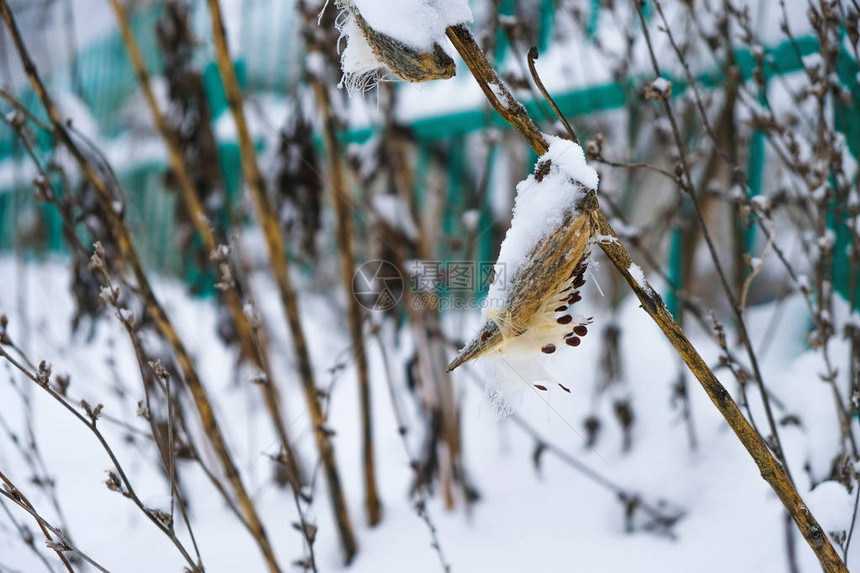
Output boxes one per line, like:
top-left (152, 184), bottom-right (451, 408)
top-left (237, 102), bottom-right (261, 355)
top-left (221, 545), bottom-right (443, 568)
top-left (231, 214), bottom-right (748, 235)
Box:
top-left (336, 0), bottom-right (457, 86)
top-left (446, 205), bottom-right (595, 379)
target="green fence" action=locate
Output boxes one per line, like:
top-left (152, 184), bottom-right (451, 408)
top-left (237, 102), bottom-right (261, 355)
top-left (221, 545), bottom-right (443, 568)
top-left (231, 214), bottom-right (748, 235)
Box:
top-left (0, 1), bottom-right (857, 308)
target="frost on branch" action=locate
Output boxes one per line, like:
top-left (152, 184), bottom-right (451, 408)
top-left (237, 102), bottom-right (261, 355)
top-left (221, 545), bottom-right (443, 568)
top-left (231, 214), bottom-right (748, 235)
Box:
top-left (447, 136), bottom-right (599, 405)
top-left (334, 0), bottom-right (472, 92)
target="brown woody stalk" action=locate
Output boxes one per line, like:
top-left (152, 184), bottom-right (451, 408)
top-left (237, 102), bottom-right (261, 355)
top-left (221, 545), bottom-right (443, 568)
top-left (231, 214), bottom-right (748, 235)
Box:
top-left (0, 3), bottom-right (282, 572)
top-left (382, 128), bottom-right (464, 509)
top-left (108, 0), bottom-right (305, 490)
top-left (309, 66), bottom-right (382, 526)
top-left (444, 23), bottom-right (848, 573)
top-left (204, 0), bottom-right (357, 561)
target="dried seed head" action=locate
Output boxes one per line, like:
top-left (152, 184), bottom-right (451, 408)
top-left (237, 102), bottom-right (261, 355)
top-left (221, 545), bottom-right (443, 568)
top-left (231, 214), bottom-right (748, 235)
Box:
top-left (46, 540), bottom-right (70, 552)
top-left (36, 361), bottom-right (52, 386)
top-left (150, 508), bottom-right (174, 529)
top-left (54, 375), bottom-right (70, 396)
top-left (148, 360), bottom-right (169, 381)
top-left (105, 471), bottom-right (122, 493)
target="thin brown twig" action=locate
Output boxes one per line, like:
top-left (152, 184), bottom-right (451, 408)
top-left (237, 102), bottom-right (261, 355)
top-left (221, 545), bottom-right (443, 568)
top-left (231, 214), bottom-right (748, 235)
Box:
top-left (0, 471), bottom-right (107, 573)
top-left (372, 325), bottom-right (451, 572)
top-left (0, 341), bottom-right (199, 571)
top-left (657, 0), bottom-right (858, 461)
top-left (634, 0), bottom-right (793, 480)
top-left (0, 494), bottom-right (57, 573)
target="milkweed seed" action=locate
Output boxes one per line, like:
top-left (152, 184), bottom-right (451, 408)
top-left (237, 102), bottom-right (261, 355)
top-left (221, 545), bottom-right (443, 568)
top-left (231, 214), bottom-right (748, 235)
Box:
top-left (554, 305), bottom-right (568, 313)
top-left (534, 384), bottom-right (548, 391)
top-left (573, 276), bottom-right (586, 288)
top-left (541, 344), bottom-right (556, 354)
top-left (557, 315), bottom-right (573, 324)
top-left (565, 336), bottom-right (581, 346)
top-left (558, 383), bottom-right (571, 393)
top-left (573, 325), bottom-right (588, 337)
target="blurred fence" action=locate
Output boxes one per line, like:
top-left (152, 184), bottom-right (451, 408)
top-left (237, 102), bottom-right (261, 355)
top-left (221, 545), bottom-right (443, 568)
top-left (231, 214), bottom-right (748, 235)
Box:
top-left (0, 0), bottom-right (857, 306)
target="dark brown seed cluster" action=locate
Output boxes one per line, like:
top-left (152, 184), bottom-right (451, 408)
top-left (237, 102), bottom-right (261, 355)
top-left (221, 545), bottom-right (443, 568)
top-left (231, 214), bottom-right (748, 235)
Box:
top-left (529, 260), bottom-right (591, 397)
top-left (550, 261), bottom-right (591, 350)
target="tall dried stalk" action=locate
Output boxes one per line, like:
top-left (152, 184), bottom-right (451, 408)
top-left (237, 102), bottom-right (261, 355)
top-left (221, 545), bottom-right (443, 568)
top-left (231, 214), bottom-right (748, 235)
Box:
top-left (108, 0), bottom-right (304, 490)
top-left (309, 64), bottom-right (382, 526)
top-left (378, 123), bottom-right (465, 509)
top-left (205, 0), bottom-right (357, 561)
top-left (0, 3), bottom-right (282, 572)
top-left (444, 22), bottom-right (849, 573)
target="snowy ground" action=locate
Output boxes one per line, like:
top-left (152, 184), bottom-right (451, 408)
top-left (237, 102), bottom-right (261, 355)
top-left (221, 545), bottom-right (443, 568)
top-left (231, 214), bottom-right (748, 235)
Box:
top-left (0, 255), bottom-right (856, 573)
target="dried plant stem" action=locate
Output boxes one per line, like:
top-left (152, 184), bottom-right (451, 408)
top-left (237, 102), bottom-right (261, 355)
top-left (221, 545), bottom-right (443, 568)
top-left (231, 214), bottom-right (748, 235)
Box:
top-left (632, 0), bottom-right (791, 479)
top-left (108, 0), bottom-right (305, 490)
top-left (445, 25), bottom-right (547, 153)
top-left (4, 85), bottom-right (261, 546)
top-left (91, 255), bottom-right (204, 570)
top-left (310, 72), bottom-right (382, 526)
top-left (0, 469), bottom-right (75, 572)
top-left (0, 471), bottom-right (111, 572)
top-left (0, 344), bottom-right (198, 571)
top-left (372, 327), bottom-right (452, 572)
top-left (0, 3), bottom-right (280, 571)
top-left (671, 0), bottom-right (859, 461)
top-left (526, 46), bottom-right (578, 144)
top-left (387, 156), bottom-right (464, 509)
top-left (0, 494), bottom-right (57, 573)
top-left (205, 0), bottom-right (357, 561)
top-left (0, 487), bottom-right (110, 573)
top-left (444, 21), bottom-right (848, 573)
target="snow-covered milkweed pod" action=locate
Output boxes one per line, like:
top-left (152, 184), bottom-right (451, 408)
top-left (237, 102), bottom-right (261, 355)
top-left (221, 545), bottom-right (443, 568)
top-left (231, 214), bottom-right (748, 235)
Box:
top-left (334, 0), bottom-right (471, 92)
top-left (447, 136), bottom-right (597, 397)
